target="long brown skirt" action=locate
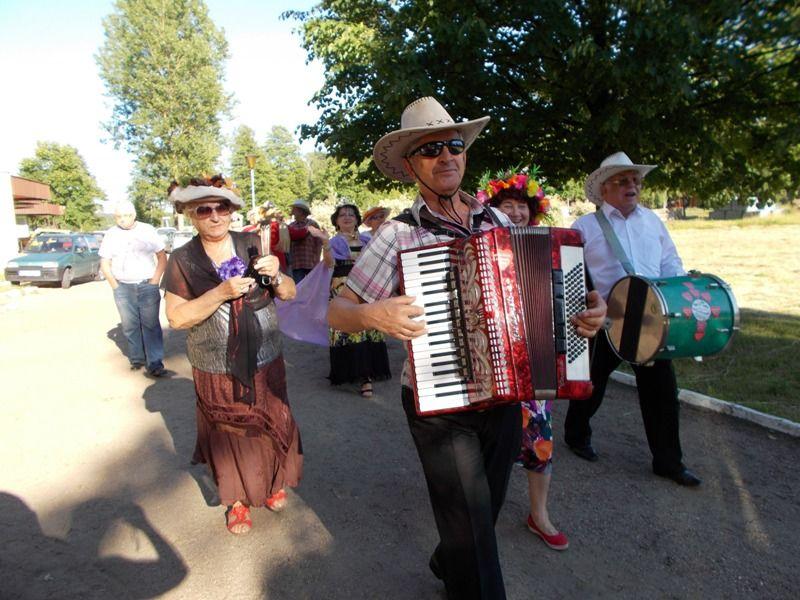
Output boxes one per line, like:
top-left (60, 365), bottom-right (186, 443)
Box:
top-left (192, 356), bottom-right (303, 507)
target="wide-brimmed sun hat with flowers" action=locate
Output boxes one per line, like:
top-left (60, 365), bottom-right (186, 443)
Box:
top-left (373, 96), bottom-right (490, 183)
top-left (585, 152), bottom-right (656, 205)
top-left (168, 175), bottom-right (243, 213)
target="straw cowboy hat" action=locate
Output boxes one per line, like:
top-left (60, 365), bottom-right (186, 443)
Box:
top-left (373, 97), bottom-right (490, 183)
top-left (584, 152), bottom-right (657, 205)
top-left (169, 184), bottom-right (243, 213)
top-left (362, 206), bottom-right (390, 222)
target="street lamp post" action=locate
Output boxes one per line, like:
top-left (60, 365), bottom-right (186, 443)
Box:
top-left (245, 154), bottom-right (258, 212)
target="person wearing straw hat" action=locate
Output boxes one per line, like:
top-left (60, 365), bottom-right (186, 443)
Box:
top-left (563, 152), bottom-right (701, 487)
top-left (287, 198), bottom-right (323, 283)
top-left (163, 176), bottom-right (301, 534)
top-left (329, 97), bottom-right (607, 599)
top-left (361, 205), bottom-right (391, 238)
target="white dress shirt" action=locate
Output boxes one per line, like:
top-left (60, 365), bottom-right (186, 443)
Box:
top-left (572, 202), bottom-right (685, 300)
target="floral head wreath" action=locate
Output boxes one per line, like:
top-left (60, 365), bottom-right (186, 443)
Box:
top-left (476, 165), bottom-right (551, 225)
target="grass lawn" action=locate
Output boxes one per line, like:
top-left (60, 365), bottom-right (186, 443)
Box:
top-left (620, 209), bottom-right (800, 423)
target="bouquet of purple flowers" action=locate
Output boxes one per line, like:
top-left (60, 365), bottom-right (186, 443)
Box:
top-left (216, 255), bottom-right (247, 281)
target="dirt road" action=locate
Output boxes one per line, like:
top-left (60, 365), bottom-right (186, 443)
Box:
top-left (0, 280), bottom-right (798, 599)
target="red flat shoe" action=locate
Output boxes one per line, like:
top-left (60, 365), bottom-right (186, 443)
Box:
top-left (226, 503), bottom-right (252, 534)
top-left (266, 489), bottom-right (287, 512)
top-left (526, 514), bottom-right (569, 550)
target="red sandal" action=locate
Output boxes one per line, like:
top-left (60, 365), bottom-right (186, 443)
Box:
top-left (226, 503), bottom-right (252, 534)
top-left (266, 489), bottom-right (287, 512)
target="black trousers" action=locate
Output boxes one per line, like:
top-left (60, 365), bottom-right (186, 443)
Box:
top-left (402, 387), bottom-right (522, 600)
top-left (564, 333), bottom-right (684, 473)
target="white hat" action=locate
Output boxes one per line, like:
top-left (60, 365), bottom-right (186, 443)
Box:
top-left (291, 199), bottom-right (311, 214)
top-left (373, 97), bottom-right (490, 183)
top-left (168, 185), bottom-right (244, 213)
top-left (585, 152), bottom-right (657, 205)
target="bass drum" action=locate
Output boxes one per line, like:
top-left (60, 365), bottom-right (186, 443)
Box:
top-left (605, 272), bottom-right (739, 365)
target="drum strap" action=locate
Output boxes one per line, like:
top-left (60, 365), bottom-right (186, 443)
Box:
top-left (594, 210), bottom-right (636, 276)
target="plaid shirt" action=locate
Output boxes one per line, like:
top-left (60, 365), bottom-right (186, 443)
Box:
top-left (288, 218), bottom-right (323, 270)
top-left (346, 191), bottom-right (510, 386)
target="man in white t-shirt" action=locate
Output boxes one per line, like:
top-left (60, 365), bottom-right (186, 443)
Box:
top-left (99, 201), bottom-right (168, 377)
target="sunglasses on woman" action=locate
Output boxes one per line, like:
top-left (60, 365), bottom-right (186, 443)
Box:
top-left (192, 203), bottom-right (232, 219)
top-left (407, 138), bottom-right (466, 158)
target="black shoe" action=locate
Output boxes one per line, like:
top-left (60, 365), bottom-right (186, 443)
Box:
top-left (130, 363), bottom-right (144, 371)
top-left (653, 466), bottom-right (701, 487)
top-left (146, 366), bottom-right (172, 378)
top-left (568, 444), bottom-right (599, 462)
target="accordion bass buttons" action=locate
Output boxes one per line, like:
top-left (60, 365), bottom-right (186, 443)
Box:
top-left (552, 269), bottom-right (567, 352)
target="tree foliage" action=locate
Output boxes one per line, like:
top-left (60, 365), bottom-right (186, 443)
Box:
top-left (228, 126), bottom-right (310, 214)
top-left (287, 0), bottom-right (800, 205)
top-left (306, 151), bottom-right (408, 208)
top-left (262, 126), bottom-right (311, 208)
top-left (97, 0), bottom-right (232, 210)
top-left (230, 125), bottom-right (272, 212)
top-left (18, 142), bottom-right (105, 230)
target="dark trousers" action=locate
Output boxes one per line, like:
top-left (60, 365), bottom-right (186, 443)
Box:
top-left (564, 334), bottom-right (684, 473)
top-left (402, 387), bottom-right (521, 600)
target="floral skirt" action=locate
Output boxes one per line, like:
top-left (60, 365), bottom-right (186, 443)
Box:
top-left (517, 399), bottom-right (553, 474)
top-left (327, 273), bottom-right (391, 385)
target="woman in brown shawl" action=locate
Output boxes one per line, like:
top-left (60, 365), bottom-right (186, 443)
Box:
top-left (164, 177), bottom-right (302, 534)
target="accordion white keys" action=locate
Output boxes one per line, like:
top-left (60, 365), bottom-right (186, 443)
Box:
top-left (398, 226), bottom-right (593, 416)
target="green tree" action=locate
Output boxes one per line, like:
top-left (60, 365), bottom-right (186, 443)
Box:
top-left (18, 142), bottom-right (105, 230)
top-left (229, 125), bottom-right (275, 212)
top-left (288, 1), bottom-right (800, 205)
top-left (97, 0), bottom-right (232, 214)
top-left (261, 126), bottom-right (310, 211)
top-left (306, 152), bottom-right (401, 208)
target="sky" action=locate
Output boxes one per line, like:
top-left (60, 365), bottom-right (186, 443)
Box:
top-left (0, 0), bottom-right (324, 206)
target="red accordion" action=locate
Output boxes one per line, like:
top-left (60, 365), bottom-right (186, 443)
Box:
top-left (398, 226), bottom-right (593, 416)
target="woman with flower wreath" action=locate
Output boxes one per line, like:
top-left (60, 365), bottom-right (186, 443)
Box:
top-left (478, 168), bottom-right (569, 551)
top-left (309, 200), bottom-right (392, 397)
top-left (163, 176), bottom-right (303, 535)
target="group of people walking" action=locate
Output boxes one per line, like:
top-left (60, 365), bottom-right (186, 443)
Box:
top-left (99, 95), bottom-right (699, 599)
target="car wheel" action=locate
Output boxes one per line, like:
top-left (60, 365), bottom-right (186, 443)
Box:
top-left (10, 281), bottom-right (20, 286)
top-left (61, 267), bottom-right (73, 289)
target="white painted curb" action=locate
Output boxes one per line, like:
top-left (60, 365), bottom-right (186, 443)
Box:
top-left (609, 371), bottom-right (800, 439)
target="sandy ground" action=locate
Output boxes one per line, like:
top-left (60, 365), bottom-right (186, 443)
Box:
top-left (0, 280), bottom-right (798, 599)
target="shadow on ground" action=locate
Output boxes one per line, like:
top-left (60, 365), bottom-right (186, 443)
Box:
top-left (0, 492), bottom-right (186, 599)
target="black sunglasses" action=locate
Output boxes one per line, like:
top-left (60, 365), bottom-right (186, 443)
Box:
top-left (193, 203), bottom-right (232, 219)
top-left (407, 139), bottom-right (466, 158)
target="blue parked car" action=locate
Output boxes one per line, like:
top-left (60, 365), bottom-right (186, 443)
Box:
top-left (4, 232), bottom-right (102, 288)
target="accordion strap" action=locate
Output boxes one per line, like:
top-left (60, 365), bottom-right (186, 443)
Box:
top-left (594, 209), bottom-right (636, 276)
top-left (394, 205), bottom-right (505, 238)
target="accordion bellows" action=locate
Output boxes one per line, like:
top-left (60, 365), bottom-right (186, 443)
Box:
top-left (399, 226), bottom-right (593, 416)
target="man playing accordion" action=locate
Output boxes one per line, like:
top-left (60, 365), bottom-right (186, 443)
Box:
top-left (328, 96), bottom-right (606, 599)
